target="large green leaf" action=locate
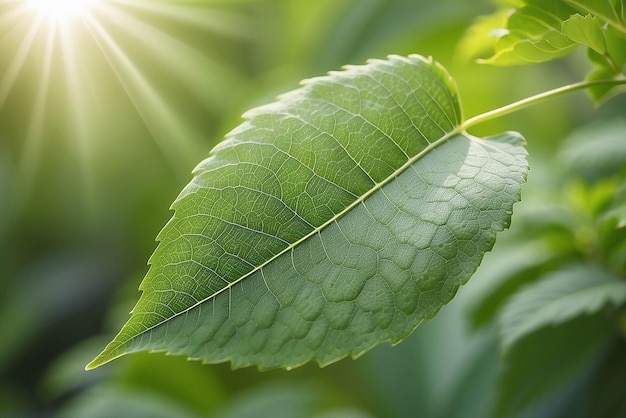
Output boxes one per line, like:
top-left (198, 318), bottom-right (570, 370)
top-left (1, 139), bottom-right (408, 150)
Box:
top-left (87, 54), bottom-right (528, 370)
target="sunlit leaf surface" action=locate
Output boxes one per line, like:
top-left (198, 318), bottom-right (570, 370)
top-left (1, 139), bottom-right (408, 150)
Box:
top-left (87, 54), bottom-right (528, 370)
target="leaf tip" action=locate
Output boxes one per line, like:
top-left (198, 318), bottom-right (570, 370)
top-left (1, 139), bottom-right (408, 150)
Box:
top-left (84, 352), bottom-right (110, 371)
top-left (84, 343), bottom-right (126, 371)
top-left (84, 356), bottom-right (104, 371)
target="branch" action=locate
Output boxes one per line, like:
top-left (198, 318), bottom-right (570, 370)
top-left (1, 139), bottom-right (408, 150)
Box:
top-left (461, 77), bottom-right (626, 130)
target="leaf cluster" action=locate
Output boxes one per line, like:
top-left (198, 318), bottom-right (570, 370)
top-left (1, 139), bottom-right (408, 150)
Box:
top-left (462, 0), bottom-right (626, 101)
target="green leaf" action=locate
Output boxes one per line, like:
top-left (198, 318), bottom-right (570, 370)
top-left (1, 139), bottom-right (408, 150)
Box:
top-left (479, 2), bottom-right (580, 66)
top-left (566, 0), bottom-right (626, 35)
top-left (498, 263), bottom-right (626, 351)
top-left (586, 25), bottom-right (626, 101)
top-left (456, 8), bottom-right (511, 62)
top-left (87, 55), bottom-right (528, 370)
top-left (476, 0), bottom-right (626, 72)
top-left (561, 14), bottom-right (607, 54)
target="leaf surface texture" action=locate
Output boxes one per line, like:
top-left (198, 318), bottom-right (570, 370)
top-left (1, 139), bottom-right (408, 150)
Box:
top-left (88, 55), bottom-right (528, 370)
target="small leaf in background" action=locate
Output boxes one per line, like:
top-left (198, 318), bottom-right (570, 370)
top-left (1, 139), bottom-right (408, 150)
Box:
top-left (566, 0), bottom-right (626, 35)
top-left (87, 54), bottom-right (528, 370)
top-left (467, 0), bottom-right (626, 88)
top-left (588, 27), bottom-right (626, 102)
top-left (561, 14), bottom-right (607, 54)
top-left (498, 263), bottom-right (626, 351)
top-left (456, 8), bottom-right (510, 62)
top-left (478, 1), bottom-right (579, 65)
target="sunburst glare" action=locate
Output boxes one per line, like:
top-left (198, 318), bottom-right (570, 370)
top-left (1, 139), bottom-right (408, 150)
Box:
top-left (26, 0), bottom-right (97, 23)
top-left (0, 0), bottom-right (250, 215)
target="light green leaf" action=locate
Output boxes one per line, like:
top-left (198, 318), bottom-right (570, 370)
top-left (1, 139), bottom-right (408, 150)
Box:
top-left (476, 0), bottom-right (626, 71)
top-left (562, 14), bottom-right (607, 54)
top-left (566, 0), bottom-right (626, 35)
top-left (499, 264), bottom-right (626, 350)
top-left (456, 8), bottom-right (511, 62)
top-left (586, 25), bottom-right (626, 101)
top-left (479, 2), bottom-right (579, 66)
top-left (87, 55), bottom-right (528, 370)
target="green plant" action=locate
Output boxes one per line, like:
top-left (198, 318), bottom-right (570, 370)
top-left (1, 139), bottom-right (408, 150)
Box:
top-left (86, 0), bottom-right (626, 415)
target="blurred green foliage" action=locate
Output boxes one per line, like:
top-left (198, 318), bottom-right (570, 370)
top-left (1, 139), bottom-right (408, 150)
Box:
top-left (1, 0), bottom-right (625, 417)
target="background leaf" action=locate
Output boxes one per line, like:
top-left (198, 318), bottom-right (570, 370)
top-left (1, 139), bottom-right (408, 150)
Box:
top-left (464, 239), bottom-right (569, 329)
top-left (87, 54), bottom-right (528, 370)
top-left (464, 0), bottom-right (626, 102)
top-left (478, 1), bottom-right (579, 65)
top-left (566, 0), bottom-right (626, 35)
top-left (498, 263), bottom-right (626, 350)
top-left (561, 14), bottom-right (607, 54)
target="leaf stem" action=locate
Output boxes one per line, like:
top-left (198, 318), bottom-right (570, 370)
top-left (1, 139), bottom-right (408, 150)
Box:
top-left (461, 77), bottom-right (626, 130)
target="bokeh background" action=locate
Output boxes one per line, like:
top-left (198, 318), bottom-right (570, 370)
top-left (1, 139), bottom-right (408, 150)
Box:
top-left (1, 0), bottom-right (625, 417)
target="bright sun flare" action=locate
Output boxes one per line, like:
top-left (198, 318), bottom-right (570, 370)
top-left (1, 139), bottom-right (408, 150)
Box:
top-left (26, 0), bottom-right (96, 22)
top-left (4, 0), bottom-right (225, 205)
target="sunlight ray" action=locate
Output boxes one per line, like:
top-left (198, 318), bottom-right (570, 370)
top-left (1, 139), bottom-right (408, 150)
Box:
top-left (0, 3), bottom-right (31, 29)
top-left (18, 22), bottom-right (55, 199)
top-left (107, 0), bottom-right (251, 39)
top-left (84, 6), bottom-right (201, 168)
top-left (96, 3), bottom-right (245, 111)
top-left (0, 14), bottom-right (44, 108)
top-left (59, 22), bottom-right (97, 212)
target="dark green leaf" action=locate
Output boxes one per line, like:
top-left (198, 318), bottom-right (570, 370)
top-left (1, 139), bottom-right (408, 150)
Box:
top-left (87, 55), bottom-right (527, 370)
